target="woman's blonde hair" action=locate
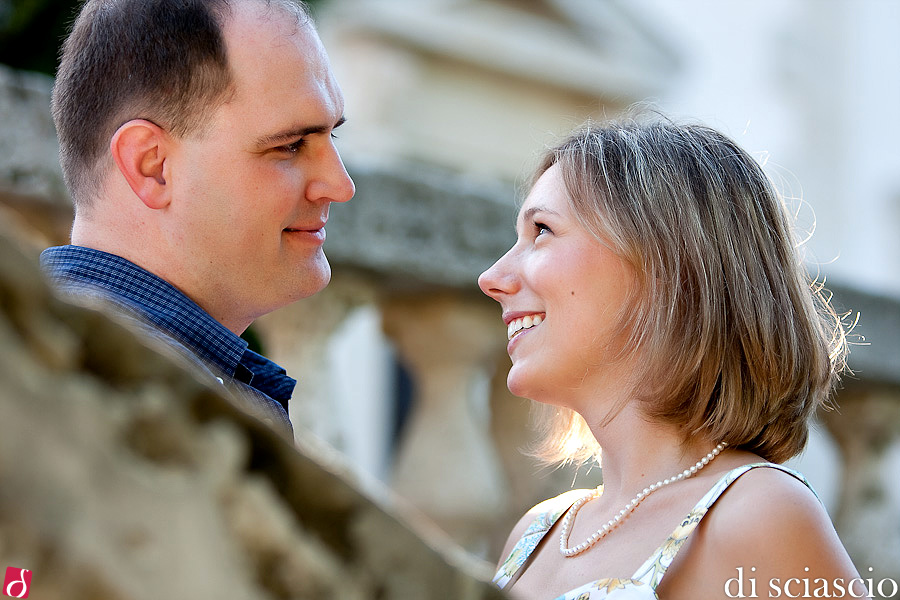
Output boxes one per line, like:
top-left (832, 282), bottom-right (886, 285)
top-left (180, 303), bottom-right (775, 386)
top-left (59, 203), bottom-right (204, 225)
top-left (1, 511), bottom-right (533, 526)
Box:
top-left (530, 119), bottom-right (848, 465)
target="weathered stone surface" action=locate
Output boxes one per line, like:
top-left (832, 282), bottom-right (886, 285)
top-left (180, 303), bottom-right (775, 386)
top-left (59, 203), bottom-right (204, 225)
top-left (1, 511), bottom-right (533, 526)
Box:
top-left (0, 64), bottom-right (66, 202)
top-left (821, 383), bottom-right (900, 582)
top-left (325, 164), bottom-right (518, 292)
top-left (383, 294), bottom-right (508, 552)
top-left (831, 283), bottom-right (900, 386)
top-left (817, 284), bottom-right (900, 582)
top-left (3, 59), bottom-right (895, 581)
top-left (0, 63), bottom-right (72, 244)
top-left (0, 222), bottom-right (505, 599)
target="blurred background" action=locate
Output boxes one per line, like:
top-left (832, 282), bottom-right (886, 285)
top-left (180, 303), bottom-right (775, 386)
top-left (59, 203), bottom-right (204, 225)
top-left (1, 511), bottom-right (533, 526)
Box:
top-left (1, 0), bottom-right (898, 579)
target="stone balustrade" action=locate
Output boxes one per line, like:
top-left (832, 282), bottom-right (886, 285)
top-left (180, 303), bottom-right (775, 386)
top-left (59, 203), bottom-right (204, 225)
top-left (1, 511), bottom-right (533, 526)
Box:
top-left (1, 62), bottom-right (898, 580)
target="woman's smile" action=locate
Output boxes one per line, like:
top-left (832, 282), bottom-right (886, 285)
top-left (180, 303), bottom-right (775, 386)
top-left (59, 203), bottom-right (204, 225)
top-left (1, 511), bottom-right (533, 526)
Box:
top-left (479, 163), bottom-right (636, 404)
top-left (507, 313), bottom-right (544, 340)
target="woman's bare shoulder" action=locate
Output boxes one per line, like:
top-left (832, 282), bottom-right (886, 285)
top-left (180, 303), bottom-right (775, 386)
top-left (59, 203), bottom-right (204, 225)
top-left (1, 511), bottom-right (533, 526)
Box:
top-left (711, 466), bottom-right (832, 540)
top-left (496, 488), bottom-right (588, 567)
top-left (699, 466), bottom-right (859, 577)
top-left (661, 465), bottom-right (862, 599)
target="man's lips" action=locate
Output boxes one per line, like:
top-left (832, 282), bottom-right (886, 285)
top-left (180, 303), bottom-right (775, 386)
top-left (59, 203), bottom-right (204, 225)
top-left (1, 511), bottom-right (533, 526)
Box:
top-left (283, 224), bottom-right (326, 242)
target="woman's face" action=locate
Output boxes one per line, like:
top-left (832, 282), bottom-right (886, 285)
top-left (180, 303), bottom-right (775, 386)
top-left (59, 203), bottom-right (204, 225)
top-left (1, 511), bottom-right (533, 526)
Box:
top-left (478, 164), bottom-right (637, 408)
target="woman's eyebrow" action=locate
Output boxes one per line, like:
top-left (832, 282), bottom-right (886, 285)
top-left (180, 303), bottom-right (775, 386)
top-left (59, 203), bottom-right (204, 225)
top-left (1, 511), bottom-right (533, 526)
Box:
top-left (519, 206), bottom-right (560, 221)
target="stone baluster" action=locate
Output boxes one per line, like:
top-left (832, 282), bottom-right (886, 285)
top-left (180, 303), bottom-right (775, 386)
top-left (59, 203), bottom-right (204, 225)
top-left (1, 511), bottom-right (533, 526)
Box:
top-left (381, 293), bottom-right (508, 554)
top-left (820, 383), bottom-right (900, 583)
top-left (253, 272), bottom-right (376, 449)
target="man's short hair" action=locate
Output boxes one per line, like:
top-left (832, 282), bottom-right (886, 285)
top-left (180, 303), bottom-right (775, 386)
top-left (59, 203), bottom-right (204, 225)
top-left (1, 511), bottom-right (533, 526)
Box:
top-left (52, 0), bottom-right (310, 208)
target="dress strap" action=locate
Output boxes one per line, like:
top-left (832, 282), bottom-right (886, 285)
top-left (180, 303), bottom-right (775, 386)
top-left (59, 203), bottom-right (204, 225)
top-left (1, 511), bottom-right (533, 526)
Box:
top-left (630, 462), bottom-right (817, 591)
top-left (492, 491), bottom-right (586, 590)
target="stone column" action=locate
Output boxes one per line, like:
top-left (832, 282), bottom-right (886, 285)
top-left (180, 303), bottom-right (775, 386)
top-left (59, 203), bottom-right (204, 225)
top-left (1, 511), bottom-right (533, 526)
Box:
top-left (382, 293), bottom-right (508, 554)
top-left (820, 382), bottom-right (900, 582)
top-left (254, 271), bottom-right (376, 449)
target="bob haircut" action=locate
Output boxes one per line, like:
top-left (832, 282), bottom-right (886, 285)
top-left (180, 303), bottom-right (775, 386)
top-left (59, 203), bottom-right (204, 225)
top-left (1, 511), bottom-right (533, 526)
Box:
top-left (529, 119), bottom-right (848, 465)
top-left (51, 0), bottom-right (311, 208)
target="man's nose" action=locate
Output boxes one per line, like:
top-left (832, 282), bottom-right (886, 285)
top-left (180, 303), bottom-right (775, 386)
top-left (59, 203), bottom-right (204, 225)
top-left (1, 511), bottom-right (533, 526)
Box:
top-left (307, 144), bottom-right (355, 204)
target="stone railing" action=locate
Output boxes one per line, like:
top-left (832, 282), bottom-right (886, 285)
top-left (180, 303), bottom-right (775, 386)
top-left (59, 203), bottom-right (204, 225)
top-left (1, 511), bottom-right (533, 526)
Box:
top-left (0, 209), bottom-right (506, 597)
top-left (0, 65), bottom-right (71, 244)
top-left (2, 63), bottom-right (898, 580)
top-left (819, 283), bottom-right (900, 575)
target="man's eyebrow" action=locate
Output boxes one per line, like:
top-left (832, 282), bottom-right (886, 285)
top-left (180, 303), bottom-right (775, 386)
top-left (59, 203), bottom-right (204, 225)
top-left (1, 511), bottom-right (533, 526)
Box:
top-left (255, 116), bottom-right (347, 147)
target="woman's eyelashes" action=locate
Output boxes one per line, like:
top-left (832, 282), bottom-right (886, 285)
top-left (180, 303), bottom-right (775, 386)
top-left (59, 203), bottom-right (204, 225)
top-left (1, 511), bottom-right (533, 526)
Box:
top-left (515, 219), bottom-right (553, 244)
top-left (534, 221), bottom-right (552, 237)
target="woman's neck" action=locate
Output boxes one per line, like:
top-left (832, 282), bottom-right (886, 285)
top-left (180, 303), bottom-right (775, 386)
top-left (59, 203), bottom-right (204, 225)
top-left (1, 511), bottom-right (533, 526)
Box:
top-left (586, 406), bottom-right (717, 507)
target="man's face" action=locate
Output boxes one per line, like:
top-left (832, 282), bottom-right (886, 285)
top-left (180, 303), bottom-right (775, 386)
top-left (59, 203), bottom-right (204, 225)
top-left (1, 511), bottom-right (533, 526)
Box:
top-left (166, 3), bottom-right (354, 333)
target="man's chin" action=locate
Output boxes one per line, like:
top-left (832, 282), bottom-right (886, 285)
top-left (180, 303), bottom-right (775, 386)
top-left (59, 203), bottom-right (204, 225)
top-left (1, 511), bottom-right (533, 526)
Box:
top-left (293, 259), bottom-right (332, 299)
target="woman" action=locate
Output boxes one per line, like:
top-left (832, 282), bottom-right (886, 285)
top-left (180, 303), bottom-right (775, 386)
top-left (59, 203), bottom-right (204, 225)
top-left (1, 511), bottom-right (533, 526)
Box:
top-left (478, 120), bottom-right (862, 599)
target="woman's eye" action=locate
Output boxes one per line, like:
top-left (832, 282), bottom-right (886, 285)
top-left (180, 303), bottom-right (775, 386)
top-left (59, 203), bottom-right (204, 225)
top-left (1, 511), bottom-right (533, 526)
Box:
top-left (534, 221), bottom-right (552, 236)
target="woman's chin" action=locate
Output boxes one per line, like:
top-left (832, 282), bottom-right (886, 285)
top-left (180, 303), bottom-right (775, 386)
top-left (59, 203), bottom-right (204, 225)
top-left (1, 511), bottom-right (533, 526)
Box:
top-left (506, 367), bottom-right (539, 400)
top-left (506, 373), bottom-right (525, 398)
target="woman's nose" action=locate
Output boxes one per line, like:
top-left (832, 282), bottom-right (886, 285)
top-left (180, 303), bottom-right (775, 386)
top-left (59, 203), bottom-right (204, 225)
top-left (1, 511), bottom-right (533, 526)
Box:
top-left (478, 250), bottom-right (518, 301)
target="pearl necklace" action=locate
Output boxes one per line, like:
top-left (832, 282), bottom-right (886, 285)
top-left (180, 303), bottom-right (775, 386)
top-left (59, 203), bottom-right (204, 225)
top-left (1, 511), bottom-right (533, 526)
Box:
top-left (559, 442), bottom-right (727, 557)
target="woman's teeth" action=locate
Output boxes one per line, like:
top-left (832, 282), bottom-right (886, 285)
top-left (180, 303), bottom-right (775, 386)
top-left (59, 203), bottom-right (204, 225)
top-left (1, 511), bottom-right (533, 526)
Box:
top-left (507, 314), bottom-right (543, 340)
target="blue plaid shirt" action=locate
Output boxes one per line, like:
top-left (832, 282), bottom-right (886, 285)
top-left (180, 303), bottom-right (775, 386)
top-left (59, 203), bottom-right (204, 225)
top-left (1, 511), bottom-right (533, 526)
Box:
top-left (41, 245), bottom-right (294, 433)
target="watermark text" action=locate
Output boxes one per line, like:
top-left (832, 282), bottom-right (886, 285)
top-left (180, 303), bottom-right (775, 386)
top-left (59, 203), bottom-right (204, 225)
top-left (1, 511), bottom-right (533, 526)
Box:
top-left (725, 566), bottom-right (897, 599)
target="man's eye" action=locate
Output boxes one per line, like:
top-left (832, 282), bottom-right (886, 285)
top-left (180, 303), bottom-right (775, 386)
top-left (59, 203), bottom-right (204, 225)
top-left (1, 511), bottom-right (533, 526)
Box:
top-left (278, 139), bottom-right (305, 154)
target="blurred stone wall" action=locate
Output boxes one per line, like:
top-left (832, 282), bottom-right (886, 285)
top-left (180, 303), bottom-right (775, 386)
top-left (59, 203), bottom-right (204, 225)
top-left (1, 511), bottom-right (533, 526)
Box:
top-left (820, 285), bottom-right (900, 577)
top-left (0, 214), bottom-right (505, 598)
top-left (0, 62), bottom-right (507, 600)
top-left (0, 65), bottom-right (71, 245)
top-left (2, 55), bottom-right (898, 582)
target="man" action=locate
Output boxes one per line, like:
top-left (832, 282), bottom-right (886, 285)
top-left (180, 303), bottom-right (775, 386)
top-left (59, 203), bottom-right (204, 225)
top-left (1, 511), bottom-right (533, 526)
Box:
top-left (42, 0), bottom-right (355, 434)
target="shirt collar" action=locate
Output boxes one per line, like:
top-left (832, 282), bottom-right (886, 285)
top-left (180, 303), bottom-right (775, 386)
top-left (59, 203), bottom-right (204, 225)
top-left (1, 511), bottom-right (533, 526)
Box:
top-left (41, 245), bottom-right (296, 401)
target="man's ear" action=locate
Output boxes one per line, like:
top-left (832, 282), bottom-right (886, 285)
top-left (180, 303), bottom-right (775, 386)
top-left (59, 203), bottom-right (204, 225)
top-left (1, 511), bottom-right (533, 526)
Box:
top-left (110, 119), bottom-right (172, 210)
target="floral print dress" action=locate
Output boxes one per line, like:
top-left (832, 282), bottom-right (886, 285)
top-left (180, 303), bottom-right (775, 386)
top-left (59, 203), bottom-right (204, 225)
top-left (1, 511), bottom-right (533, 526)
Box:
top-left (493, 463), bottom-right (815, 600)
